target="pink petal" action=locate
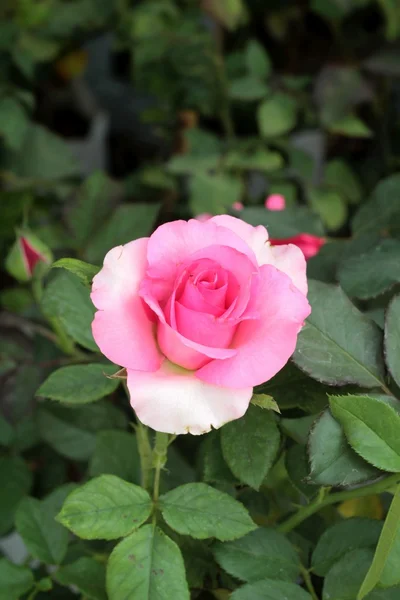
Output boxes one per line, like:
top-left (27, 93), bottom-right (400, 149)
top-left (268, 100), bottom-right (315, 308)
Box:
top-left (265, 194), bottom-right (286, 211)
top-left (91, 239), bottom-right (162, 371)
top-left (174, 301), bottom-right (237, 348)
top-left (271, 234), bottom-right (325, 260)
top-left (197, 264), bottom-right (311, 388)
top-left (21, 237), bottom-right (43, 275)
top-left (127, 360), bottom-right (253, 435)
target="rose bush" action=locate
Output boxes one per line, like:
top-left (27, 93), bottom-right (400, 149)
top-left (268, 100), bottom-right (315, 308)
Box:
top-left (91, 215), bottom-right (310, 434)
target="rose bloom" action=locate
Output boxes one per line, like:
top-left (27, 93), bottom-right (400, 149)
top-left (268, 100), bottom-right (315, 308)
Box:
top-left (91, 216), bottom-right (310, 434)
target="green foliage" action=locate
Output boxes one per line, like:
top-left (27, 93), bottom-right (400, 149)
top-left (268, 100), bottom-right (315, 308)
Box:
top-left (0, 559), bottom-right (34, 600)
top-left (55, 558), bottom-right (107, 600)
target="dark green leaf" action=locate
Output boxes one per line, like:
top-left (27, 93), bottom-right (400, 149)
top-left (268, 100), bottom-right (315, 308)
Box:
top-left (106, 525), bottom-right (190, 600)
top-left (323, 548), bottom-right (374, 600)
top-left (312, 518), bottom-right (383, 576)
top-left (293, 280), bottom-right (385, 387)
top-left (214, 527), bottom-right (300, 582)
top-left (325, 159), bottom-right (362, 204)
top-left (0, 456), bottom-right (32, 535)
top-left (308, 409), bottom-right (380, 486)
top-left (0, 414), bottom-right (14, 447)
top-left (221, 405), bottom-right (280, 490)
top-left (258, 93), bottom-right (297, 137)
top-left (241, 206), bottom-right (324, 238)
top-left (353, 174), bottom-right (400, 236)
top-left (189, 172), bottom-right (242, 215)
top-left (280, 415), bottom-right (316, 445)
top-left (224, 148), bottom-right (283, 172)
top-left (37, 364), bottom-right (119, 405)
top-left (202, 431), bottom-right (238, 485)
top-left (52, 258), bottom-right (100, 287)
top-left (245, 39), bottom-right (272, 78)
top-left (285, 445), bottom-right (316, 498)
top-left (338, 240), bottom-right (400, 299)
top-left (385, 294), bottom-right (400, 388)
top-left (55, 557), bottom-right (107, 600)
top-left (159, 483), bottom-right (256, 541)
top-left (0, 559), bottom-right (34, 600)
top-left (89, 430), bottom-right (140, 484)
top-left (57, 475), bottom-right (152, 540)
top-left (231, 578), bottom-right (312, 600)
top-left (330, 395), bottom-right (400, 472)
top-left (229, 76), bottom-right (270, 101)
top-left (0, 97), bottom-right (29, 150)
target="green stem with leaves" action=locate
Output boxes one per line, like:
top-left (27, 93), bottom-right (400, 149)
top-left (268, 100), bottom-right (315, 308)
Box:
top-left (300, 563), bottom-right (319, 600)
top-left (279, 473), bottom-right (400, 533)
top-left (135, 421), bottom-right (153, 491)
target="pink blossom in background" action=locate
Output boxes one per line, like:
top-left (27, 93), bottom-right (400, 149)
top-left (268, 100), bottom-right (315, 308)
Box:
top-left (195, 213), bottom-right (212, 222)
top-left (91, 217), bottom-right (310, 435)
top-left (270, 233), bottom-right (325, 260)
top-left (265, 194), bottom-right (286, 211)
top-left (232, 201), bottom-right (244, 211)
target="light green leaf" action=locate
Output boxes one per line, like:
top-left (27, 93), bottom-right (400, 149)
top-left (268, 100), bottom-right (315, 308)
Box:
top-left (0, 559), bottom-right (34, 600)
top-left (245, 39), bottom-right (272, 78)
top-left (330, 395), bottom-right (400, 472)
top-left (89, 430), bottom-right (141, 484)
top-left (52, 258), bottom-right (100, 287)
top-left (84, 203), bottom-right (159, 264)
top-left (57, 475), bottom-right (152, 540)
top-left (358, 486), bottom-right (400, 598)
top-left (55, 557), bottom-right (106, 600)
top-left (231, 579), bottom-right (312, 600)
top-left (224, 148), bottom-right (283, 172)
top-left (257, 93), bottom-right (297, 137)
top-left (338, 240), bottom-right (400, 299)
top-left (205, 0), bottom-right (247, 30)
top-left (327, 115), bottom-right (373, 137)
top-left (189, 172), bottom-right (242, 215)
top-left (251, 394), bottom-right (280, 413)
top-left (0, 456), bottom-right (32, 535)
top-left (323, 548), bottom-right (374, 600)
top-left (312, 518), bottom-right (382, 576)
top-left (15, 496), bottom-right (69, 564)
top-left (0, 97), bottom-right (29, 150)
top-left (159, 483), bottom-right (256, 541)
top-left (41, 271), bottom-right (97, 352)
top-left (221, 405), bottom-right (280, 490)
top-left (325, 159), bottom-right (362, 204)
top-left (378, 0), bottom-right (400, 40)
top-left (106, 525), bottom-right (190, 600)
top-left (37, 364), bottom-right (119, 405)
top-left (229, 76), bottom-right (270, 101)
top-left (214, 527), bottom-right (300, 582)
top-left (308, 409), bottom-right (380, 486)
top-left (353, 174), bottom-right (400, 235)
top-left (293, 280), bottom-right (385, 387)
top-left (385, 295), bottom-right (400, 388)
top-left (309, 188), bottom-right (348, 231)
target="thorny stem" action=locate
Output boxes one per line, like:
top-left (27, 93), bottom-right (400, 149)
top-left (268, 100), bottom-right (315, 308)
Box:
top-left (278, 473), bottom-right (400, 533)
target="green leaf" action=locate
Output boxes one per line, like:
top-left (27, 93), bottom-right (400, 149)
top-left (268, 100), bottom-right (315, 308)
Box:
top-left (385, 295), bottom-right (400, 388)
top-left (41, 271), bottom-right (97, 352)
top-left (0, 414), bottom-right (14, 447)
top-left (15, 496), bottom-right (69, 564)
top-left (241, 205), bottom-right (324, 238)
top-left (378, 0), bottom-right (400, 40)
top-left (325, 159), bottom-right (362, 204)
top-left (55, 557), bottom-right (106, 600)
top-left (167, 129), bottom-right (221, 174)
top-left (330, 395), bottom-right (400, 472)
top-left (67, 171), bottom-right (116, 246)
top-left (245, 39), bottom-right (272, 78)
top-left (106, 525), bottom-right (190, 600)
top-left (52, 258), bottom-right (100, 287)
top-left (309, 188), bottom-right (348, 231)
top-left (251, 394), bottom-right (280, 413)
top-left (202, 431), bottom-right (238, 485)
top-left (258, 93), bottom-right (297, 138)
top-left (37, 401), bottom-right (126, 461)
top-left (189, 172), bottom-right (242, 215)
top-left (57, 475), bottom-right (152, 540)
top-left (229, 76), bottom-right (270, 101)
top-left (285, 445), bottom-right (316, 498)
top-left (308, 409), bottom-right (380, 486)
top-left (0, 456), bottom-right (32, 535)
top-left (89, 430), bottom-right (141, 484)
top-left (0, 559), bottom-right (34, 600)
top-left (205, 0), bottom-right (247, 30)
top-left (37, 364), bottom-right (119, 405)
top-left (358, 486), bottom-right (400, 599)
top-left (353, 174), bottom-right (400, 236)
top-left (312, 518), bottom-right (383, 576)
top-left (221, 405), bottom-right (280, 490)
top-left (84, 203), bottom-right (160, 264)
top-left (280, 415), bottom-right (316, 445)
top-left (231, 579), bottom-right (312, 600)
top-left (293, 280), bottom-right (385, 387)
top-left (8, 123), bottom-right (79, 180)
top-left (338, 240), bottom-right (400, 299)
top-left (323, 548), bottom-right (374, 600)
top-left (214, 527), bottom-right (300, 582)
top-left (0, 97), bottom-right (29, 150)
top-left (159, 482), bottom-right (256, 541)
top-left (224, 148), bottom-right (283, 172)
top-left (327, 115), bottom-right (373, 138)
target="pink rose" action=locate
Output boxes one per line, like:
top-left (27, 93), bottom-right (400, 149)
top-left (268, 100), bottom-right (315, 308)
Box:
top-left (91, 216), bottom-right (310, 435)
top-left (270, 234), bottom-right (325, 260)
top-left (265, 194), bottom-right (286, 211)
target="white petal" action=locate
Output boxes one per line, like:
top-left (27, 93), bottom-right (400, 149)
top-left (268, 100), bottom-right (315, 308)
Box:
top-left (127, 360), bottom-right (252, 435)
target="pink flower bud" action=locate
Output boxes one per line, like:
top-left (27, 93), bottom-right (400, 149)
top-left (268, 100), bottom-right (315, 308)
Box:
top-left (5, 230), bottom-right (53, 282)
top-left (265, 194), bottom-right (286, 211)
top-left (195, 213), bottom-right (212, 222)
top-left (232, 202), bottom-right (244, 211)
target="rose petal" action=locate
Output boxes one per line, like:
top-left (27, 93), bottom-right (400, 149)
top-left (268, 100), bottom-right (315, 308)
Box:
top-left (127, 360), bottom-right (253, 435)
top-left (174, 301), bottom-right (237, 348)
top-left (91, 239), bottom-right (162, 371)
top-left (197, 264), bottom-right (311, 388)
